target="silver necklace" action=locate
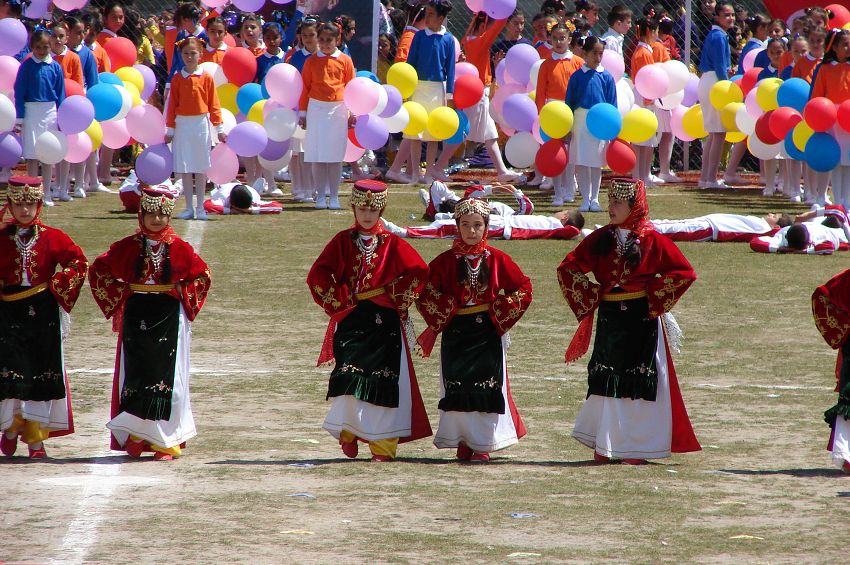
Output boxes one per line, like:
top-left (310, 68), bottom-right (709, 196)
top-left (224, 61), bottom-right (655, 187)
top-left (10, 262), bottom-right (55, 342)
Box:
top-left (15, 226), bottom-right (39, 274)
top-left (615, 230), bottom-right (635, 258)
top-left (356, 235), bottom-right (378, 265)
top-left (465, 255), bottom-right (483, 289)
top-left (147, 242), bottom-right (165, 272)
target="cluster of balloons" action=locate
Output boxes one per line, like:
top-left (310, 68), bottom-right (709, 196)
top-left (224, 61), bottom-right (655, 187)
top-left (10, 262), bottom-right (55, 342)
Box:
top-left (465, 0), bottom-right (517, 19)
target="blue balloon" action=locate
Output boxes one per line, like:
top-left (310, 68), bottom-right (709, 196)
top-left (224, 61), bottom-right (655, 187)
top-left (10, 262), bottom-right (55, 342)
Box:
top-left (236, 83), bottom-right (265, 116)
top-left (356, 70), bottom-right (380, 83)
top-left (730, 74), bottom-right (743, 82)
top-left (444, 109), bottom-right (470, 145)
top-left (540, 126), bottom-right (551, 142)
top-left (586, 103), bottom-right (622, 141)
top-left (784, 129), bottom-right (805, 161)
top-left (776, 78), bottom-right (810, 112)
top-left (86, 83), bottom-right (122, 121)
top-left (260, 78), bottom-right (270, 100)
top-left (805, 132), bottom-right (841, 172)
top-left (98, 72), bottom-right (123, 86)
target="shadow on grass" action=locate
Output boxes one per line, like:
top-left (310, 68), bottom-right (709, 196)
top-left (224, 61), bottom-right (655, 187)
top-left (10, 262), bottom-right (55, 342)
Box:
top-left (717, 467), bottom-right (846, 478)
top-left (206, 457), bottom-right (616, 467)
top-left (0, 455), bottom-right (129, 465)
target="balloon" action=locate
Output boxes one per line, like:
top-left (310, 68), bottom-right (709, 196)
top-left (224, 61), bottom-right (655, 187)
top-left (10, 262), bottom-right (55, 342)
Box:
top-left (220, 108), bottom-right (237, 134)
top-left (495, 59), bottom-right (521, 86)
top-left (112, 85), bottom-right (133, 121)
top-left (725, 131), bottom-right (747, 143)
top-left (259, 138), bottom-right (291, 161)
top-left (776, 78), bottom-right (810, 112)
top-left (755, 78), bottom-right (782, 111)
top-left (755, 111), bottom-right (780, 145)
top-left (606, 138), bottom-right (636, 174)
top-left (207, 143), bottom-right (239, 184)
top-left (104, 37), bottom-right (136, 70)
top-left (744, 87), bottom-right (764, 119)
top-left (86, 83), bottom-right (123, 121)
top-left (804, 132), bottom-right (841, 171)
top-left (682, 104), bottom-right (708, 139)
top-left (804, 97), bottom-right (837, 132)
top-left (23, 0), bottom-right (48, 18)
top-left (0, 132), bottom-right (22, 167)
top-left (601, 50), bottom-right (625, 82)
top-left (720, 102), bottom-right (743, 131)
top-left (491, 83), bottom-right (525, 116)
top-left (357, 70), bottom-right (380, 84)
top-left (53, 0), bottom-right (88, 10)
top-left (199, 62), bottom-right (227, 88)
top-left (264, 107), bottom-right (298, 141)
top-left (502, 93), bottom-right (537, 132)
top-left (838, 100), bottom-right (850, 134)
top-left (539, 101), bottom-right (574, 139)
top-left (616, 78), bottom-right (635, 115)
top-left (445, 110), bottom-right (470, 145)
top-left (125, 104), bottom-right (165, 145)
top-left (426, 106), bottom-right (459, 141)
top-left (709, 80), bottom-right (744, 110)
top-left (656, 89), bottom-right (684, 110)
top-left (343, 139), bottom-right (366, 163)
top-left (466, 0), bottom-right (485, 10)
top-left (384, 105), bottom-right (410, 134)
top-left (58, 96), bottom-right (96, 135)
top-left (535, 139), bottom-right (568, 177)
top-left (64, 78), bottom-right (85, 98)
top-left (63, 132), bottom-right (92, 164)
top-left (735, 104), bottom-right (756, 134)
top-left (792, 120), bottom-right (814, 151)
top-left (85, 121), bottom-right (103, 151)
top-left (227, 121), bottom-right (268, 157)
top-left (769, 107), bottom-right (803, 140)
top-left (528, 59), bottom-right (545, 90)
top-left (739, 67), bottom-right (762, 95)
top-left (354, 114), bottom-right (390, 150)
top-left (453, 35), bottom-right (462, 63)
top-left (247, 100), bottom-right (266, 124)
top-left (484, 0), bottom-right (517, 19)
top-left (670, 105), bottom-right (696, 142)
top-left (344, 77), bottom-right (382, 115)
top-left (661, 60), bottom-right (690, 93)
top-left (218, 83), bottom-right (240, 115)
top-left (101, 119), bottom-right (130, 149)
top-left (135, 144), bottom-right (173, 185)
top-left (0, 19), bottom-right (26, 57)
top-left (258, 151), bottom-right (292, 172)
top-left (747, 134), bottom-right (782, 160)
top-left (379, 85), bottom-right (403, 118)
top-left (635, 64), bottom-right (669, 100)
top-left (264, 63), bottom-right (303, 108)
top-left (35, 130), bottom-right (68, 165)
top-left (402, 101), bottom-right (427, 136)
top-left (123, 82), bottom-right (142, 107)
top-left (0, 56), bottom-right (20, 92)
top-left (387, 62), bottom-right (418, 99)
top-left (455, 62), bottom-right (479, 79)
top-left (828, 4), bottom-right (850, 26)
top-left (115, 67), bottom-right (144, 94)
top-left (784, 129), bottom-right (806, 161)
top-left (504, 131), bottom-right (539, 168)
top-left (454, 75), bottom-right (485, 110)
top-left (134, 64), bottom-right (157, 99)
top-left (0, 94), bottom-right (13, 132)
top-left (504, 43), bottom-right (539, 85)
top-left (222, 47), bottom-right (258, 87)
top-left (742, 47), bottom-right (764, 72)
top-left (682, 74), bottom-right (700, 106)
top-left (99, 72), bottom-right (123, 86)
top-left (619, 108), bottom-right (658, 143)
top-left (236, 83), bottom-right (265, 116)
top-left (586, 103), bottom-right (622, 141)
top-left (371, 86), bottom-right (389, 116)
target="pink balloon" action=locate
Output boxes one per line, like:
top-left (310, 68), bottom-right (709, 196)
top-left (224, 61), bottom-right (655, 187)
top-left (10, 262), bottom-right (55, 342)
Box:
top-left (491, 83), bottom-right (525, 115)
top-left (101, 119), bottom-right (130, 149)
top-left (531, 117), bottom-right (544, 144)
top-left (745, 88), bottom-right (764, 119)
top-left (126, 104), bottom-right (165, 145)
top-left (207, 143), bottom-right (239, 184)
top-left (453, 36), bottom-right (461, 62)
top-left (65, 133), bottom-right (93, 164)
top-left (466, 0), bottom-right (485, 10)
top-left (0, 55), bottom-right (20, 92)
top-left (670, 105), bottom-right (696, 142)
top-left (742, 48), bottom-right (764, 72)
top-left (343, 139), bottom-right (366, 163)
top-left (264, 63), bottom-right (303, 109)
top-left (344, 77), bottom-right (381, 115)
top-left (635, 64), bottom-right (670, 100)
top-left (601, 50), bottom-right (625, 82)
top-left (134, 64), bottom-right (157, 100)
top-left (53, 0), bottom-right (88, 11)
top-left (455, 62), bottom-right (479, 79)
top-left (233, 0), bottom-right (264, 11)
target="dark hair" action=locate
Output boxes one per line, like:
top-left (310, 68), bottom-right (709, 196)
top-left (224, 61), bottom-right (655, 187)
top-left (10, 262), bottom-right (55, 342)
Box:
top-left (744, 13), bottom-right (768, 34)
top-left (335, 14), bottom-right (355, 32)
top-left (428, 0), bottom-right (452, 18)
top-left (714, 2), bottom-right (734, 16)
top-left (777, 213), bottom-right (793, 228)
top-left (240, 13), bottom-right (261, 31)
top-left (634, 17), bottom-right (658, 39)
top-left (658, 17), bottom-right (673, 35)
top-left (580, 34), bottom-right (603, 52)
top-left (178, 35), bottom-right (204, 52)
top-left (379, 32), bottom-right (396, 61)
top-left (174, 1), bottom-right (202, 26)
top-left (766, 37), bottom-right (787, 50)
top-left (785, 224), bottom-right (809, 250)
top-left (263, 22), bottom-right (283, 38)
top-left (542, 0), bottom-right (566, 15)
top-left (592, 226), bottom-right (642, 267)
top-left (607, 4), bottom-right (632, 26)
top-left (318, 22), bottom-right (341, 39)
top-left (82, 11), bottom-right (104, 34)
top-left (575, 0), bottom-right (598, 12)
top-left (0, 0), bottom-right (23, 17)
top-left (205, 16), bottom-right (227, 31)
top-left (822, 215), bottom-right (841, 229)
top-left (230, 185), bottom-right (253, 210)
top-left (136, 236), bottom-right (172, 283)
top-left (30, 29), bottom-right (51, 47)
top-left (768, 18), bottom-right (785, 32)
top-left (64, 15), bottom-right (83, 30)
top-left (405, 2), bottom-right (426, 26)
top-left (567, 210), bottom-right (585, 230)
top-left (823, 28), bottom-right (847, 63)
top-left (455, 249), bottom-right (490, 289)
top-left (102, 1), bottom-right (126, 20)
top-left (438, 199), bottom-right (457, 214)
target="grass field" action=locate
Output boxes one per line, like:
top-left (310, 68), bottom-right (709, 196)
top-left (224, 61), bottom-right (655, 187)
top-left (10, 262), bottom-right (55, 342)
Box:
top-left (3, 177), bottom-right (850, 564)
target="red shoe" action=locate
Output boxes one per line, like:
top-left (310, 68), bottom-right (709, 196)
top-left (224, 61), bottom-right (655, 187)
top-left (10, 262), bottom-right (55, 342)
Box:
top-left (469, 452), bottom-right (490, 463)
top-left (456, 443), bottom-right (473, 461)
top-left (370, 455), bottom-right (393, 462)
top-left (28, 445), bottom-right (47, 459)
top-left (593, 452), bottom-right (611, 464)
top-left (623, 458), bottom-right (648, 465)
top-left (125, 438), bottom-right (145, 458)
top-left (842, 460), bottom-right (850, 475)
top-left (153, 451), bottom-right (174, 461)
top-left (1, 433), bottom-right (17, 456)
top-left (340, 438), bottom-right (359, 459)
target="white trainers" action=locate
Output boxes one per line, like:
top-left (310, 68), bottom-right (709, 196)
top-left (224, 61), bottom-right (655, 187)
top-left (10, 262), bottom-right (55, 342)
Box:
top-left (419, 188), bottom-right (430, 208)
top-left (57, 190), bottom-right (72, 202)
top-left (498, 171), bottom-right (526, 183)
top-left (268, 185), bottom-right (284, 196)
top-left (577, 200), bottom-right (591, 212)
top-left (74, 186), bottom-right (87, 198)
top-left (540, 177), bottom-right (554, 190)
top-left (658, 172), bottom-right (683, 183)
top-left (315, 198), bottom-right (328, 209)
top-left (176, 208), bottom-right (195, 220)
top-left (552, 198), bottom-right (565, 207)
top-left (328, 197), bottom-right (341, 210)
top-left (252, 178), bottom-right (268, 195)
top-left (589, 200), bottom-right (603, 212)
top-left (788, 195), bottom-right (802, 203)
top-left (93, 183), bottom-right (114, 193)
top-left (723, 175), bottom-right (748, 185)
top-left (649, 174), bottom-right (665, 185)
top-left (43, 198), bottom-right (55, 207)
top-left (527, 174), bottom-right (543, 186)
top-left (195, 207), bottom-right (208, 221)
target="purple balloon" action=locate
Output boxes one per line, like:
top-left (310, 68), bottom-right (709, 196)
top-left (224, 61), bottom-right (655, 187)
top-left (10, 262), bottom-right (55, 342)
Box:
top-left (23, 0), bottom-right (49, 19)
top-left (134, 64), bottom-right (157, 100)
top-left (58, 96), bottom-right (95, 135)
top-left (504, 43), bottom-right (538, 86)
top-left (379, 85), bottom-right (403, 119)
top-left (136, 144), bottom-right (173, 185)
top-left (484, 0), bottom-right (517, 19)
top-left (228, 121), bottom-right (268, 157)
top-left (0, 132), bottom-right (21, 167)
top-left (502, 93), bottom-right (537, 132)
top-left (260, 138), bottom-right (291, 161)
top-left (354, 115), bottom-right (389, 151)
top-left (682, 74), bottom-right (700, 107)
top-left (0, 19), bottom-right (27, 57)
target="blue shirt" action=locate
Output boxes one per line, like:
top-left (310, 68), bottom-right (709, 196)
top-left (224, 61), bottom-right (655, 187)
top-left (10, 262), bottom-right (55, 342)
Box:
top-left (255, 51), bottom-right (285, 83)
top-left (13, 55), bottom-right (65, 119)
top-left (565, 65), bottom-right (617, 110)
top-left (287, 47), bottom-right (313, 73)
top-left (698, 26), bottom-right (730, 79)
top-left (406, 27), bottom-right (456, 93)
top-left (758, 64), bottom-right (779, 81)
top-left (168, 26), bottom-right (209, 82)
top-left (779, 64), bottom-right (793, 80)
top-left (72, 43), bottom-right (99, 89)
top-left (754, 48), bottom-right (770, 70)
top-left (740, 38), bottom-right (765, 61)
top-left (282, 10), bottom-right (302, 52)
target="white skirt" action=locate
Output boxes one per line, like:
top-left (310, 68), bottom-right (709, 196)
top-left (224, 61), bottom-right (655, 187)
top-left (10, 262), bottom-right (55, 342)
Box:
top-left (463, 86), bottom-right (498, 143)
top-left (304, 99), bottom-right (348, 163)
top-left (834, 127), bottom-right (850, 167)
top-left (406, 80), bottom-right (447, 141)
top-left (173, 114), bottom-right (212, 174)
top-left (698, 71), bottom-right (724, 133)
top-left (655, 105), bottom-right (672, 134)
top-left (322, 330), bottom-right (413, 441)
top-left (22, 101), bottom-right (57, 160)
top-left (572, 318), bottom-right (674, 460)
top-left (108, 305), bottom-right (197, 449)
top-left (832, 413), bottom-right (850, 469)
top-left (434, 335), bottom-right (520, 453)
top-left (570, 108), bottom-right (607, 168)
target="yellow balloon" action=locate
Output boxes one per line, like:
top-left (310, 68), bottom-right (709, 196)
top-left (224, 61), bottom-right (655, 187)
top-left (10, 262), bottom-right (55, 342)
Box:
top-left (792, 120), bottom-right (814, 151)
top-left (720, 102), bottom-right (743, 131)
top-left (217, 83), bottom-right (240, 115)
top-left (539, 101), bottom-right (574, 139)
top-left (682, 104), bottom-right (708, 139)
top-left (248, 99), bottom-right (266, 125)
top-left (402, 101), bottom-right (427, 136)
top-left (844, 22), bottom-right (850, 30)
top-left (123, 81), bottom-right (142, 107)
top-left (725, 131), bottom-right (747, 143)
top-left (528, 91), bottom-right (536, 101)
top-left (85, 120), bottom-right (103, 151)
top-left (426, 106), bottom-right (459, 141)
top-left (115, 67), bottom-right (144, 94)
top-left (756, 78), bottom-right (783, 111)
top-left (387, 62), bottom-right (418, 99)
top-left (709, 80), bottom-right (744, 110)
top-left (619, 107), bottom-right (658, 143)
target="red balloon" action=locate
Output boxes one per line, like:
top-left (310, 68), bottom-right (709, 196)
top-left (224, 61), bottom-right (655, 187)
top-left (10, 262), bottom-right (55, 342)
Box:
top-left (348, 127), bottom-right (363, 148)
top-left (535, 139), bottom-right (568, 177)
top-left (606, 138), bottom-right (635, 174)
top-left (740, 67), bottom-right (761, 95)
top-left (453, 75), bottom-right (485, 110)
top-left (804, 97), bottom-right (837, 132)
top-left (224, 34), bottom-right (236, 48)
top-left (65, 78), bottom-right (84, 98)
top-left (838, 100), bottom-right (850, 134)
top-left (827, 4), bottom-right (850, 27)
top-left (768, 107), bottom-right (802, 140)
top-left (222, 47), bottom-right (258, 87)
top-left (755, 111), bottom-right (780, 145)
top-left (103, 37), bottom-right (136, 70)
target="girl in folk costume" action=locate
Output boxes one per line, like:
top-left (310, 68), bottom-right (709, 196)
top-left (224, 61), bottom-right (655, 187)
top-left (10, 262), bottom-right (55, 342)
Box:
top-left (307, 181), bottom-right (432, 461)
top-left (630, 18), bottom-right (662, 189)
top-left (50, 22), bottom-right (84, 204)
top-left (88, 188), bottom-right (211, 460)
top-left (535, 21), bottom-right (584, 204)
top-left (200, 17), bottom-right (228, 65)
top-left (556, 178), bottom-right (701, 464)
top-left (298, 22), bottom-right (355, 210)
top-left (812, 269), bottom-right (850, 474)
top-left (285, 17), bottom-right (318, 204)
top-left (416, 198), bottom-right (532, 462)
top-left (165, 36), bottom-right (226, 221)
top-left (565, 35), bottom-right (617, 213)
top-left (0, 177), bottom-right (88, 459)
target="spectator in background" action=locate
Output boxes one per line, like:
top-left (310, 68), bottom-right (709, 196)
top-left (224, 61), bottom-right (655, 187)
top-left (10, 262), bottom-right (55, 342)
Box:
top-left (491, 9), bottom-right (530, 67)
top-left (575, 0), bottom-right (600, 31)
top-left (734, 4), bottom-right (748, 30)
top-left (728, 25), bottom-right (743, 72)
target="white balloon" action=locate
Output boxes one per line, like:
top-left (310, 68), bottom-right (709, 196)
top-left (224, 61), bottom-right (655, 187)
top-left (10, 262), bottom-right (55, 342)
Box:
top-left (220, 108), bottom-right (237, 134)
top-left (264, 108), bottom-right (298, 141)
top-left (199, 62), bottom-right (227, 87)
top-left (35, 130), bottom-right (68, 165)
top-left (384, 106), bottom-right (410, 134)
top-left (504, 131), bottom-right (539, 168)
top-left (259, 152), bottom-right (292, 171)
top-left (616, 78), bottom-right (635, 116)
top-left (735, 105), bottom-right (756, 135)
top-left (0, 94), bottom-right (14, 132)
top-left (292, 125), bottom-right (306, 140)
top-left (656, 89), bottom-right (684, 110)
top-left (747, 135), bottom-right (781, 159)
top-left (370, 85), bottom-right (389, 116)
top-left (112, 85), bottom-right (133, 121)
top-left (528, 59), bottom-right (545, 90)
top-left (662, 60), bottom-right (690, 94)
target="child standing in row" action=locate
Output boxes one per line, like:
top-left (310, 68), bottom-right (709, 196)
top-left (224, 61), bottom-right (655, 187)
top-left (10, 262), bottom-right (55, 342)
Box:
top-left (201, 16), bottom-right (228, 65)
top-left (630, 18), bottom-right (661, 189)
top-left (286, 17), bottom-right (319, 203)
top-left (51, 22), bottom-right (84, 203)
top-left (251, 22), bottom-right (287, 197)
top-left (601, 4), bottom-right (632, 56)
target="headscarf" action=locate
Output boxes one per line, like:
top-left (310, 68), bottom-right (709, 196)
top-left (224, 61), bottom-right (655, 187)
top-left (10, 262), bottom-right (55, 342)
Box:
top-left (609, 178), bottom-right (654, 236)
top-left (451, 197), bottom-right (490, 256)
top-left (137, 186), bottom-right (178, 243)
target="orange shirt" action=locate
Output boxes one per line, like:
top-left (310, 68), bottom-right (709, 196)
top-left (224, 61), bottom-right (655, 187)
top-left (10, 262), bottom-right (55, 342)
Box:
top-left (299, 50), bottom-right (355, 111)
top-left (395, 27), bottom-right (417, 63)
top-left (165, 69), bottom-right (222, 129)
top-left (201, 44), bottom-right (228, 65)
top-left (651, 39), bottom-right (670, 63)
top-left (88, 41), bottom-right (111, 73)
top-left (631, 43), bottom-right (655, 77)
top-left (792, 54), bottom-right (822, 83)
top-left (54, 48), bottom-right (84, 86)
top-left (811, 61), bottom-right (850, 103)
top-left (242, 41), bottom-right (266, 57)
top-left (462, 18), bottom-right (508, 86)
top-left (96, 29), bottom-right (117, 48)
top-left (534, 52), bottom-right (584, 111)
top-left (537, 42), bottom-right (553, 59)
top-left (779, 50), bottom-right (794, 73)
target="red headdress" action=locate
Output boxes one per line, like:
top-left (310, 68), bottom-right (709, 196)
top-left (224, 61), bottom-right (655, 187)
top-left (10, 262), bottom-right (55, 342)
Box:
top-left (350, 179), bottom-right (388, 235)
top-left (608, 178), bottom-right (654, 236)
top-left (452, 197), bottom-right (490, 256)
top-left (2, 176), bottom-right (44, 227)
top-left (138, 186), bottom-right (178, 243)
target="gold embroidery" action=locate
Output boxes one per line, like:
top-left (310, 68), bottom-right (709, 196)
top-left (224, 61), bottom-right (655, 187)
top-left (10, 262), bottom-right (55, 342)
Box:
top-left (313, 284), bottom-right (342, 310)
top-left (814, 293), bottom-right (850, 348)
top-left (557, 269), bottom-right (597, 319)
